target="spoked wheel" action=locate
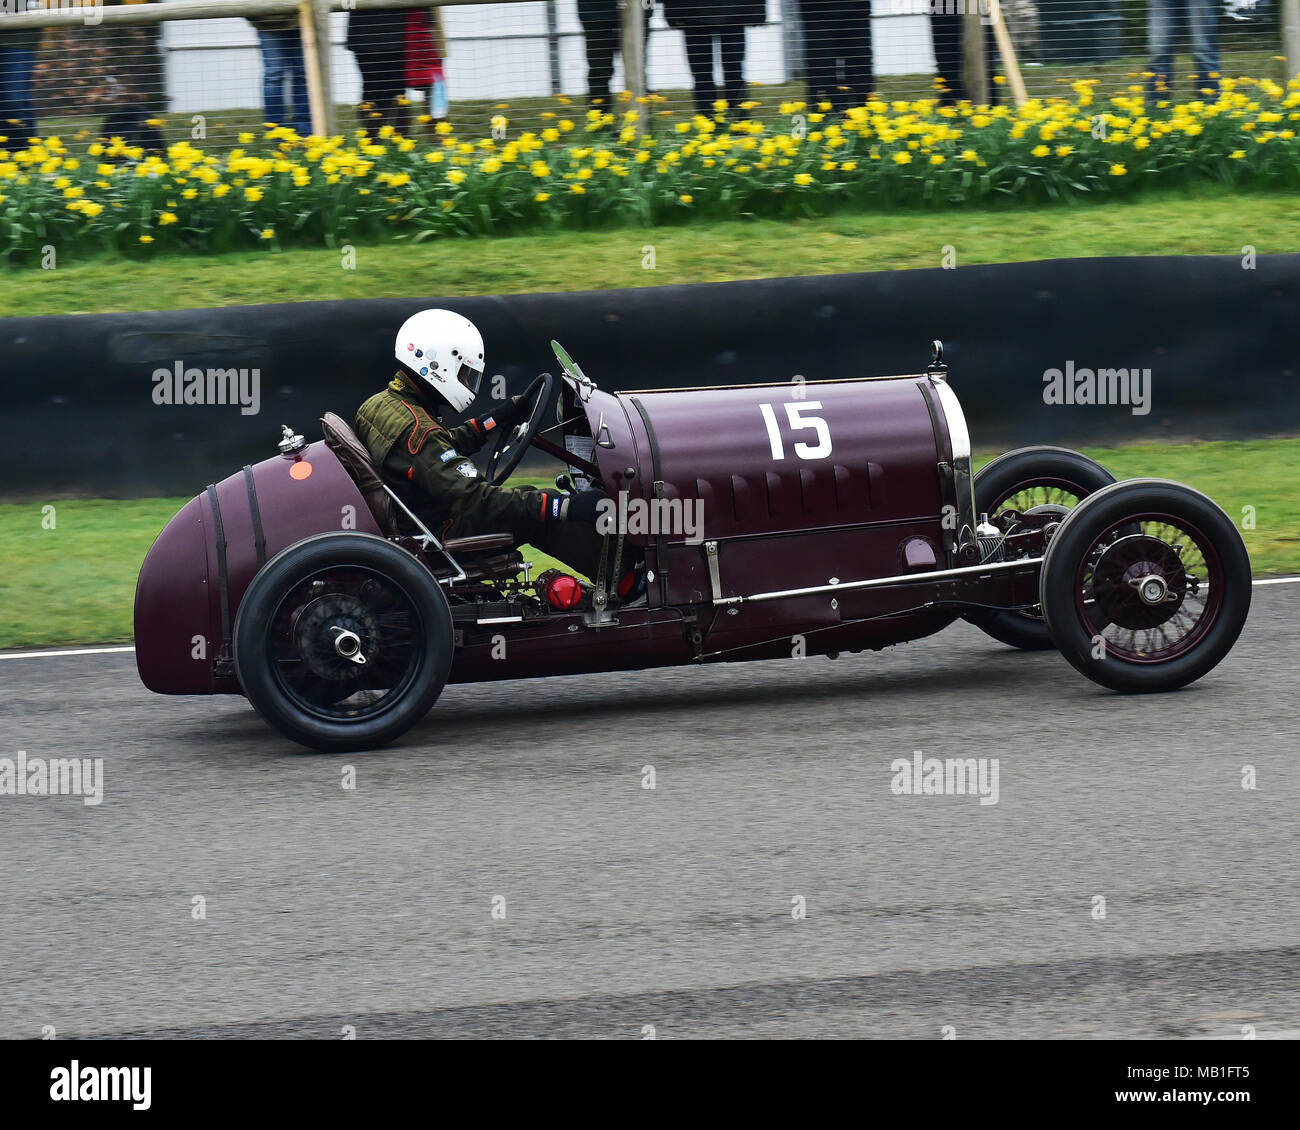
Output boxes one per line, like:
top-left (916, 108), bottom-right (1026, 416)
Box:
top-left (1040, 479), bottom-right (1251, 692)
top-left (234, 533), bottom-right (454, 751)
top-left (965, 446), bottom-right (1116, 650)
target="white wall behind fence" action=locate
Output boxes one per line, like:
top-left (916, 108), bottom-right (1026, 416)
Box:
top-left (161, 3), bottom-right (934, 115)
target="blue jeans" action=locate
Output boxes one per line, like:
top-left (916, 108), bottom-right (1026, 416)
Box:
top-left (1148, 0), bottom-right (1221, 98)
top-left (259, 30), bottom-right (312, 134)
top-left (0, 46), bottom-right (37, 139)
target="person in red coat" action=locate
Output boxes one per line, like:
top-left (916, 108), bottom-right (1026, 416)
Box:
top-left (403, 8), bottom-right (448, 136)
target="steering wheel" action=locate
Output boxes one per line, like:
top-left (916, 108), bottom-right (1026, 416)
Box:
top-left (485, 372), bottom-right (554, 486)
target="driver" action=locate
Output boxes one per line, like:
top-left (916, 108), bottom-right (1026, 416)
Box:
top-left (355, 308), bottom-right (624, 587)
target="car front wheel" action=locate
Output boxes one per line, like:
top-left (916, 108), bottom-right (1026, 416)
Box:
top-left (1039, 479), bottom-right (1251, 693)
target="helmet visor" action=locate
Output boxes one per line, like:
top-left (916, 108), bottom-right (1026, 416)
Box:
top-left (456, 359), bottom-right (484, 397)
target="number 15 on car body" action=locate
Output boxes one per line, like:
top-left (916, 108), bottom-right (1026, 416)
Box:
top-left (759, 401), bottom-right (833, 461)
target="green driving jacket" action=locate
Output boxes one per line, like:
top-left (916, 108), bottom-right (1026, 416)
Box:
top-left (355, 371), bottom-right (551, 541)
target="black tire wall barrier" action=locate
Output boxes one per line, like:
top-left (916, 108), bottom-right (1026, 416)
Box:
top-left (0, 254), bottom-right (1296, 497)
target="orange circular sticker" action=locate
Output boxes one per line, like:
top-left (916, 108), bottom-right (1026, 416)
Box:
top-left (289, 460), bottom-right (313, 481)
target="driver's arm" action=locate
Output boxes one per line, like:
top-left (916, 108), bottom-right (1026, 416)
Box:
top-left (443, 415), bottom-right (490, 456)
top-left (445, 394), bottom-right (530, 456)
top-left (389, 410), bottom-right (557, 538)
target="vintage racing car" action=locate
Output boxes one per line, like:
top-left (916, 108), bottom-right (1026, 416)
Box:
top-left (134, 342), bottom-right (1252, 751)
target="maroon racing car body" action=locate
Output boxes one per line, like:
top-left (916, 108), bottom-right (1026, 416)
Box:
top-left (134, 341), bottom-right (1252, 751)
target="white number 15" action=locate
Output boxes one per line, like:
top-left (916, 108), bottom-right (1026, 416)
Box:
top-left (758, 400), bottom-right (833, 460)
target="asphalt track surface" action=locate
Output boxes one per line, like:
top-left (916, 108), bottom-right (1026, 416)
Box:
top-left (2, 583), bottom-right (1298, 1040)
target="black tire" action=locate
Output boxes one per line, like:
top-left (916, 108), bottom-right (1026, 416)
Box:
top-left (1040, 479), bottom-right (1251, 693)
top-left (234, 533), bottom-right (454, 752)
top-left (965, 446), bottom-right (1116, 650)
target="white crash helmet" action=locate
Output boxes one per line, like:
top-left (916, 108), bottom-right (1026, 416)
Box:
top-left (394, 309), bottom-right (485, 412)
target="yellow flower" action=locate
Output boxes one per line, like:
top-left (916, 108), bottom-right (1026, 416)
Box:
top-left (1230, 150), bottom-right (1246, 159)
top-left (961, 148), bottom-right (977, 161)
top-left (841, 160), bottom-right (857, 171)
top-left (238, 132), bottom-right (254, 144)
top-left (679, 192), bottom-right (693, 203)
top-left (213, 183), bottom-right (231, 197)
top-left (893, 151), bottom-right (912, 165)
top-left (260, 228), bottom-right (274, 240)
top-left (1055, 145), bottom-right (1074, 157)
top-left (159, 211), bottom-right (178, 225)
top-left (447, 169), bottom-right (466, 185)
top-left (929, 153), bottom-right (945, 165)
top-left (535, 191), bottom-right (550, 202)
top-left (1031, 144), bottom-right (1050, 158)
top-left (81, 202), bottom-right (103, 218)
top-left (1109, 163), bottom-right (1127, 176)
top-left (244, 186), bottom-right (263, 201)
top-left (570, 183), bottom-right (585, 194)
top-left (531, 161), bottom-right (551, 177)
top-left (793, 172), bottom-right (813, 185)
top-left (139, 234), bottom-right (154, 244)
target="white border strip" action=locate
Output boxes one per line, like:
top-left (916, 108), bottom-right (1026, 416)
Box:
top-left (0, 645), bottom-right (137, 661)
top-left (1, 577), bottom-right (1297, 662)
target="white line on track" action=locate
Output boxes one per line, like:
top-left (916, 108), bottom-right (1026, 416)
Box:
top-left (0, 645), bottom-right (137, 660)
top-left (2, 578), bottom-right (1297, 662)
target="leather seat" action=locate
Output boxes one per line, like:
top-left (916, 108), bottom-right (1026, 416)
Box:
top-left (320, 414), bottom-right (521, 578)
top-left (321, 413), bottom-right (401, 535)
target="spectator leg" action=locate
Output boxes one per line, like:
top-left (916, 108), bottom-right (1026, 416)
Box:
top-left (682, 26), bottom-right (717, 113)
top-left (718, 27), bottom-right (746, 110)
top-left (259, 31), bottom-right (289, 129)
top-left (842, 13), bottom-right (874, 109)
top-left (583, 18), bottom-right (618, 108)
top-left (1147, 0), bottom-right (1179, 100)
top-left (928, 13), bottom-right (964, 103)
top-left (285, 32), bottom-right (313, 135)
top-left (0, 46), bottom-right (37, 138)
top-left (800, 0), bottom-right (838, 107)
top-left (1186, 0), bottom-right (1221, 95)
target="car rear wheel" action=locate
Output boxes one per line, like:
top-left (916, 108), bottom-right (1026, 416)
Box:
top-left (234, 533), bottom-right (454, 752)
top-left (965, 446), bottom-right (1116, 650)
top-left (1040, 479), bottom-right (1251, 692)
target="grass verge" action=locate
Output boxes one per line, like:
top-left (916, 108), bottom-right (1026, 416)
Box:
top-left (0, 438), bottom-right (1293, 650)
top-left (5, 187), bottom-right (1299, 317)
